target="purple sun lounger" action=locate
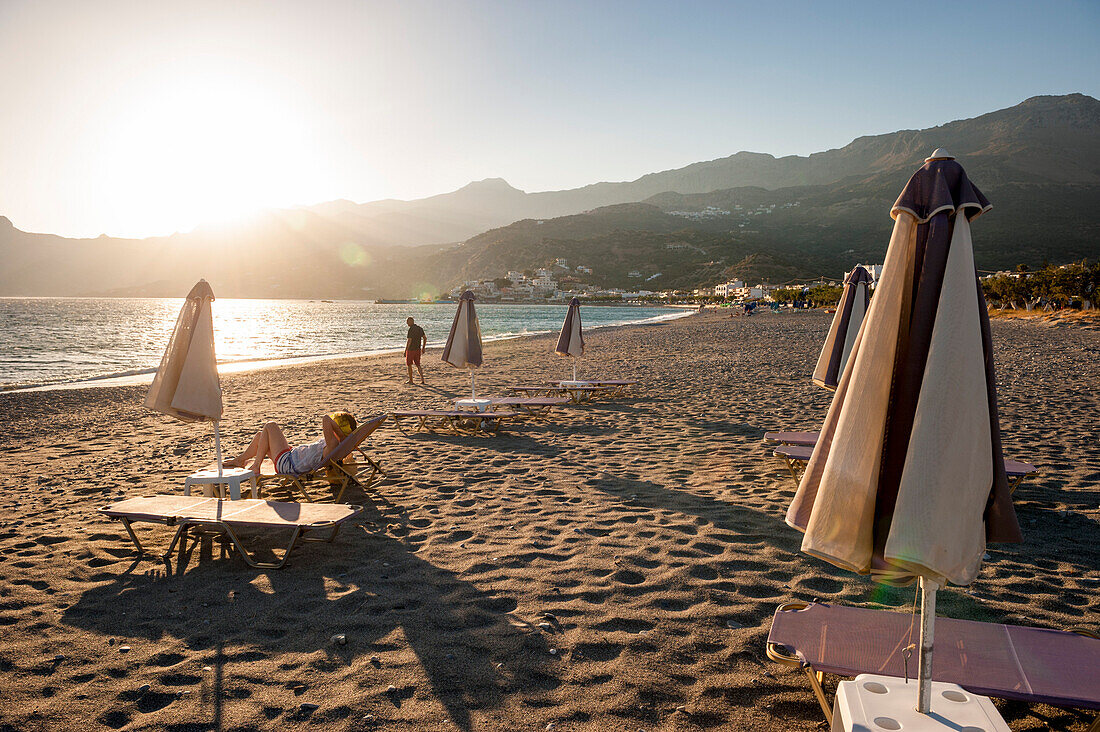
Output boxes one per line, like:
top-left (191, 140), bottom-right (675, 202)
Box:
top-left (100, 495), bottom-right (362, 569)
top-left (766, 601), bottom-right (1100, 727)
top-left (768, 440), bottom-right (1038, 492)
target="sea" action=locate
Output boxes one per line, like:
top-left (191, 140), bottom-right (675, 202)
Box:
top-left (0, 298), bottom-right (690, 391)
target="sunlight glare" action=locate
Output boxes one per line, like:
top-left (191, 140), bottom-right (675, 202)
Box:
top-left (97, 69), bottom-right (325, 236)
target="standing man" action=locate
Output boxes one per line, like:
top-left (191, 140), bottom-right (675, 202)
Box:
top-left (405, 316), bottom-right (427, 384)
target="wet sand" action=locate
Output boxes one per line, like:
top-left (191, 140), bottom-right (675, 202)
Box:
top-left (0, 310), bottom-right (1097, 731)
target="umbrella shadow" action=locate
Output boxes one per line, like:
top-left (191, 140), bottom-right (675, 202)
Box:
top-left (63, 514), bottom-right (551, 730)
top-left (583, 472), bottom-right (804, 556)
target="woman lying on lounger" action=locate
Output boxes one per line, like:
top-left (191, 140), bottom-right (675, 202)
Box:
top-left (224, 412), bottom-right (357, 475)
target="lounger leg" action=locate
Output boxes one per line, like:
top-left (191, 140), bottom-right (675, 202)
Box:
top-left (361, 454), bottom-right (386, 478)
top-left (1009, 476), bottom-right (1023, 494)
top-left (292, 477), bottom-right (315, 503)
top-left (782, 456), bottom-right (803, 485)
top-left (118, 518), bottom-right (145, 555)
top-left (803, 667), bottom-right (833, 725)
top-left (161, 524), bottom-right (189, 561)
top-left (217, 523), bottom-right (302, 569)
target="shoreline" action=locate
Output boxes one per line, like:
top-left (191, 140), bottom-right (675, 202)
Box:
top-left (1, 306), bottom-right (694, 395)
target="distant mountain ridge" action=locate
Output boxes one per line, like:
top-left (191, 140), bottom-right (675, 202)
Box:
top-left (1, 93), bottom-right (1098, 298)
top-left (306, 93), bottom-right (1100, 246)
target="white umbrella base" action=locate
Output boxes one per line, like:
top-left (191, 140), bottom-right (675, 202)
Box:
top-left (833, 674), bottom-right (1008, 731)
top-left (455, 398), bottom-right (492, 413)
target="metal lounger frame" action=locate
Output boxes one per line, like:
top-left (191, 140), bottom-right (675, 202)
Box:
top-left (765, 600), bottom-right (1100, 729)
top-left (258, 449), bottom-right (386, 503)
top-left (113, 508), bottom-right (360, 570)
top-left (391, 412), bottom-right (512, 436)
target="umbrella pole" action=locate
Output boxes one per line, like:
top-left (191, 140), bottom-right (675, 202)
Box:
top-left (572, 357), bottom-right (576, 381)
top-left (471, 370), bottom-right (476, 399)
top-left (916, 576), bottom-right (939, 714)
top-left (213, 420), bottom-right (223, 477)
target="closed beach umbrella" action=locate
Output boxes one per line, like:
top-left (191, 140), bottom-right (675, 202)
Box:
top-left (145, 279), bottom-right (225, 472)
top-left (555, 297), bottom-right (584, 380)
top-left (812, 265), bottom-right (872, 390)
top-left (441, 290), bottom-right (483, 397)
top-left (785, 150), bottom-right (1021, 713)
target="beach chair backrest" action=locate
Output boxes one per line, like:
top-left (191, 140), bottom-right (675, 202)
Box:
top-left (322, 414), bottom-right (386, 464)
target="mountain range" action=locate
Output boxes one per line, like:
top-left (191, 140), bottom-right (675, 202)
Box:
top-left (2, 93), bottom-right (1098, 298)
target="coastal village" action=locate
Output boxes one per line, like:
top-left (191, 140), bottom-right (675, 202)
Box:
top-left (448, 256), bottom-right (886, 304)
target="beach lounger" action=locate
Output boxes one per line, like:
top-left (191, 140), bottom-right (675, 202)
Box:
top-left (768, 440), bottom-right (1038, 492)
top-left (762, 430), bottom-right (819, 447)
top-left (486, 396), bottom-right (571, 419)
top-left (546, 379), bottom-right (638, 397)
top-left (390, 409), bottom-right (518, 436)
top-left (244, 415), bottom-right (387, 503)
top-left (766, 601), bottom-right (1100, 727)
top-left (99, 495), bottom-right (362, 569)
top-left (509, 384), bottom-right (610, 403)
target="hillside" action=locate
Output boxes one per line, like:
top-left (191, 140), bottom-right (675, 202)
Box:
top-left (1, 94), bottom-right (1098, 298)
top-left (311, 93), bottom-right (1100, 246)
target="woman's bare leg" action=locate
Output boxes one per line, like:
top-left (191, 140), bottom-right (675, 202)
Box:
top-left (225, 429), bottom-right (264, 467)
top-left (225, 423), bottom-right (291, 471)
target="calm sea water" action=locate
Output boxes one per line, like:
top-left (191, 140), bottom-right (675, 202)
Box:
top-left (0, 298), bottom-right (688, 390)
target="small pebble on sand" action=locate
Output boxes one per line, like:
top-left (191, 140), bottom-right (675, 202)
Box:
top-left (118, 645), bottom-right (130, 653)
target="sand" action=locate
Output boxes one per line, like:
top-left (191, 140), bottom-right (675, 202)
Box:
top-left (0, 311), bottom-right (1096, 731)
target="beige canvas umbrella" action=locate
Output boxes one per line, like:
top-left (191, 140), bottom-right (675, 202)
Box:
top-left (785, 150), bottom-right (1021, 713)
top-left (554, 297), bottom-right (585, 380)
top-left (812, 265), bottom-right (872, 390)
top-left (145, 279), bottom-right (225, 473)
top-left (441, 291), bottom-right (484, 397)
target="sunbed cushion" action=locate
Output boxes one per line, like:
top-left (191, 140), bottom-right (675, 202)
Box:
top-left (101, 496), bottom-right (360, 530)
top-left (768, 602), bottom-right (1100, 709)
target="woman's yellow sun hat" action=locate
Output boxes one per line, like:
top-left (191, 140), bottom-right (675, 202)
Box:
top-left (329, 412), bottom-right (356, 438)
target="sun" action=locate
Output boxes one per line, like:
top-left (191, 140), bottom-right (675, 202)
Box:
top-left (96, 69), bottom-right (323, 237)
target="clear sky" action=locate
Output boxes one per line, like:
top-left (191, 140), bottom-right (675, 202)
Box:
top-left (1, 0), bottom-right (1097, 238)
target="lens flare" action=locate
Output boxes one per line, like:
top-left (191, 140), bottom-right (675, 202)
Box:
top-left (339, 242), bottom-right (370, 267)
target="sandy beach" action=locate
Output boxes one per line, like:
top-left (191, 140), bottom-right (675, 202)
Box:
top-left (0, 310), bottom-right (1097, 731)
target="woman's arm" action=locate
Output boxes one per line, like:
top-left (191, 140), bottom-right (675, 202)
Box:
top-left (322, 415), bottom-right (343, 451)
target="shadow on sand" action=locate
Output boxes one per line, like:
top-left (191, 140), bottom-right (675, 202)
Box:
top-left (64, 492), bottom-right (551, 731)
